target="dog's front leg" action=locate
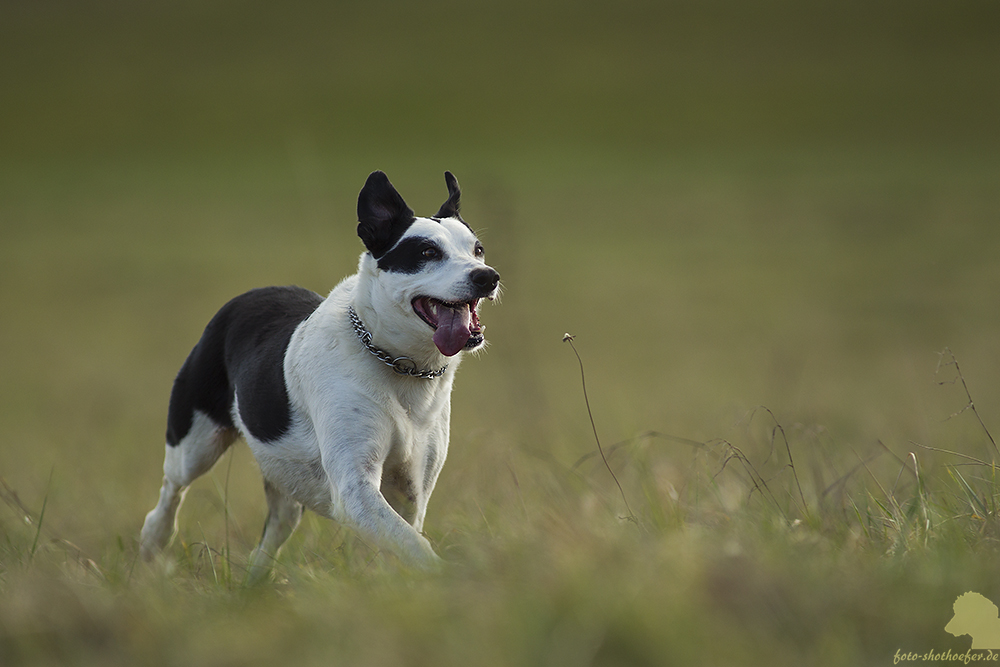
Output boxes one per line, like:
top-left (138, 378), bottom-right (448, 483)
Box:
top-left (318, 421), bottom-right (440, 568)
top-left (336, 469), bottom-right (441, 569)
top-left (313, 402), bottom-right (441, 569)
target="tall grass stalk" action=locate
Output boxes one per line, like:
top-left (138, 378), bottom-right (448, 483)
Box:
top-left (563, 333), bottom-right (636, 524)
top-left (27, 467), bottom-right (53, 564)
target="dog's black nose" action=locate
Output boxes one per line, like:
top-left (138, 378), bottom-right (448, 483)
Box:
top-left (470, 267), bottom-right (500, 293)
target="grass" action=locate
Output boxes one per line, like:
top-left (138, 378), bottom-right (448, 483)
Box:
top-left (3, 319), bottom-right (1000, 665)
top-left (3, 151), bottom-right (1000, 666)
top-left (3, 0), bottom-right (1000, 664)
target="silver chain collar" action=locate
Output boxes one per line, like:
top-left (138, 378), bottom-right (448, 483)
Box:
top-left (348, 306), bottom-right (448, 379)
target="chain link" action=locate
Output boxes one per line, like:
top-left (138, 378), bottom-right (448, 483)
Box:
top-left (348, 306), bottom-right (448, 379)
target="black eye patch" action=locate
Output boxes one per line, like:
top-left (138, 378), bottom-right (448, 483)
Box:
top-left (376, 236), bottom-right (445, 273)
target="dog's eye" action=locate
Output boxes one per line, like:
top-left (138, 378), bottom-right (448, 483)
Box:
top-left (422, 246), bottom-right (441, 260)
top-left (474, 244), bottom-right (485, 258)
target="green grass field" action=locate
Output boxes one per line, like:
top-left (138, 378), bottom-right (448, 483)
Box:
top-left (2, 1), bottom-right (1000, 665)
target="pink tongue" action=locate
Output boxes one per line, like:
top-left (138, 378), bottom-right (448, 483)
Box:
top-left (432, 304), bottom-right (472, 356)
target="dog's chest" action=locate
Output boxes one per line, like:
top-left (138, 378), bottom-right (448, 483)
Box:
top-left (383, 381), bottom-right (451, 456)
top-left (251, 377), bottom-right (450, 514)
top-left (381, 389), bottom-right (450, 508)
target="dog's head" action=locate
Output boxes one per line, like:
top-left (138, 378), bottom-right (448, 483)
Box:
top-left (356, 171), bottom-right (500, 359)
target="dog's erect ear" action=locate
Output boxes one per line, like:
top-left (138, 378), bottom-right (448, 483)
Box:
top-left (357, 171), bottom-right (415, 258)
top-left (434, 171), bottom-right (462, 220)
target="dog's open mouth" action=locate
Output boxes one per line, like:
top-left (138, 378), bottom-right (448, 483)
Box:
top-left (412, 297), bottom-right (484, 357)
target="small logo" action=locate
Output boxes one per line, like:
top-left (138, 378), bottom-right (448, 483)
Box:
top-left (892, 593), bottom-right (1000, 664)
top-left (946, 592), bottom-right (1000, 650)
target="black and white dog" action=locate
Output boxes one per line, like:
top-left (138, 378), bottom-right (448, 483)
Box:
top-left (140, 171), bottom-right (500, 576)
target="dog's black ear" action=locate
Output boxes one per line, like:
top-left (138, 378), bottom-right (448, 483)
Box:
top-left (357, 171), bottom-right (415, 258)
top-left (434, 171), bottom-right (462, 220)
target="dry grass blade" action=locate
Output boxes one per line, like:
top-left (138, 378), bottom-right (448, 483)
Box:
top-left (937, 348), bottom-right (999, 460)
top-left (712, 439), bottom-right (788, 520)
top-left (563, 333), bottom-right (637, 524)
top-left (910, 440), bottom-right (993, 467)
top-left (821, 449), bottom-right (881, 501)
top-left (753, 407), bottom-right (809, 517)
top-left (28, 469), bottom-right (54, 564)
top-left (571, 430), bottom-right (704, 470)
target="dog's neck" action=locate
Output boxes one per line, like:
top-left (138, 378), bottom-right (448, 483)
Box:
top-left (350, 257), bottom-right (458, 375)
top-left (348, 305), bottom-right (449, 378)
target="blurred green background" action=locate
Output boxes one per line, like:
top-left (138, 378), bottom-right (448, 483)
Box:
top-left (2, 1), bottom-right (1000, 665)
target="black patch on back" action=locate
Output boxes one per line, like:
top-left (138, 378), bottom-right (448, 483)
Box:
top-left (166, 286), bottom-right (323, 446)
top-left (376, 236), bottom-right (443, 274)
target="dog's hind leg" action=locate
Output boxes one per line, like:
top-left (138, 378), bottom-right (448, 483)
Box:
top-left (140, 411), bottom-right (237, 561)
top-left (245, 480), bottom-right (303, 584)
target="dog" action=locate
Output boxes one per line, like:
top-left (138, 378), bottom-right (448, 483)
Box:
top-left (140, 171), bottom-right (500, 578)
